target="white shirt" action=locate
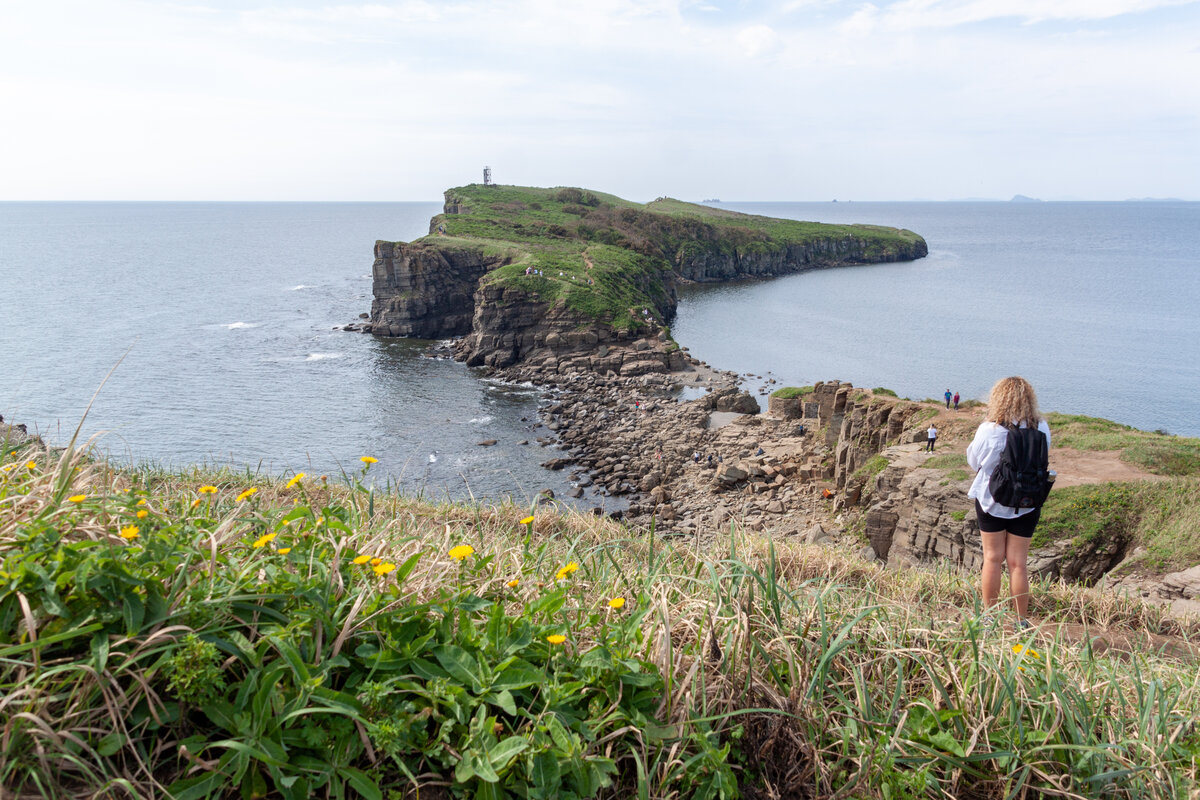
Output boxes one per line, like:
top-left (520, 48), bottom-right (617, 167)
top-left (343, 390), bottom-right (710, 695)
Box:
top-left (927, 425), bottom-right (938, 439)
top-left (966, 420), bottom-right (1052, 519)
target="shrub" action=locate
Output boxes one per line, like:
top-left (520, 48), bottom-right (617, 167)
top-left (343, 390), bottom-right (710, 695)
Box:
top-left (771, 386), bottom-right (815, 399)
top-left (872, 387), bottom-right (898, 397)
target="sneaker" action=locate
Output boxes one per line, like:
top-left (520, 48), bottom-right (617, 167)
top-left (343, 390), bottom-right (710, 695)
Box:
top-left (1015, 618), bottom-right (1033, 632)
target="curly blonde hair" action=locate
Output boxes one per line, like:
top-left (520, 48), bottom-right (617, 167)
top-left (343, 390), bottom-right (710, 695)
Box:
top-left (985, 376), bottom-right (1041, 428)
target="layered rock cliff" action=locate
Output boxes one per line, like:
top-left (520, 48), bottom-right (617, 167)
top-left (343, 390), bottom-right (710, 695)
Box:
top-left (366, 185), bottom-right (928, 371)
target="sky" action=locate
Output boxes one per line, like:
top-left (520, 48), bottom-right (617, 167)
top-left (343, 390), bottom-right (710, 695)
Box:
top-left (2, 0), bottom-right (1198, 201)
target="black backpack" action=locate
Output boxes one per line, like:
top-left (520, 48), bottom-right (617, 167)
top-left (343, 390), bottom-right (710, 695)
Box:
top-left (989, 424), bottom-right (1052, 509)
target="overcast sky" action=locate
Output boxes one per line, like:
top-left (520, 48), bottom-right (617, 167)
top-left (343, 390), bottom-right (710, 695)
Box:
top-left (2, 0), bottom-right (1197, 201)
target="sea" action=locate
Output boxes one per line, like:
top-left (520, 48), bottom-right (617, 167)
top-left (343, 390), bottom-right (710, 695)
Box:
top-left (2, 200), bottom-right (1198, 505)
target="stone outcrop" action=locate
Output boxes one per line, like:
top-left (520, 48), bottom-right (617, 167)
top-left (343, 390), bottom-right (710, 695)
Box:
top-left (452, 286), bottom-right (687, 372)
top-left (368, 241), bottom-right (509, 338)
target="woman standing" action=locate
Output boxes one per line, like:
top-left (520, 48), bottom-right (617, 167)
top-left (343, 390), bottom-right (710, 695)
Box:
top-left (966, 376), bottom-right (1052, 629)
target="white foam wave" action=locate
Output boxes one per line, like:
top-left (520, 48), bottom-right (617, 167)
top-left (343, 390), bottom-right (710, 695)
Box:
top-left (428, 453), bottom-right (438, 463)
top-left (224, 322), bottom-right (260, 329)
top-left (305, 352), bottom-right (344, 361)
top-left (468, 416), bottom-right (493, 424)
top-left (290, 284), bottom-right (313, 291)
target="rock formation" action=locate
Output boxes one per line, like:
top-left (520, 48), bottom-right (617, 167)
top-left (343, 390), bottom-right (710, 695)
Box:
top-left (365, 184), bottom-right (928, 371)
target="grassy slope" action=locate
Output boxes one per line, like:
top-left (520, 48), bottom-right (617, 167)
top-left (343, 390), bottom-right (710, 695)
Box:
top-left (3, 439), bottom-right (1199, 799)
top-left (409, 184), bottom-right (925, 332)
top-left (1032, 414), bottom-right (1200, 573)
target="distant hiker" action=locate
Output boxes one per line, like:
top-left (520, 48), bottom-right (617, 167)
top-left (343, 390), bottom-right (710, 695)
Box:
top-left (953, 392), bottom-right (960, 410)
top-left (926, 424), bottom-right (938, 452)
top-left (945, 389), bottom-right (952, 408)
top-left (707, 454), bottom-right (713, 466)
top-left (692, 451), bottom-right (701, 463)
top-left (966, 376), bottom-right (1052, 631)
top-left (438, 224), bottom-right (445, 234)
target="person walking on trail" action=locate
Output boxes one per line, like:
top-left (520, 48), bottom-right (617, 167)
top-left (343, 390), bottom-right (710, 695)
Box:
top-left (944, 389), bottom-right (952, 408)
top-left (953, 392), bottom-right (960, 410)
top-left (966, 376), bottom-right (1052, 631)
top-left (926, 424), bottom-right (938, 452)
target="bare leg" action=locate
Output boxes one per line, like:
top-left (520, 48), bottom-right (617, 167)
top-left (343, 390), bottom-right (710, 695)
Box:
top-left (980, 531), bottom-right (1008, 611)
top-left (1005, 534), bottom-right (1033, 619)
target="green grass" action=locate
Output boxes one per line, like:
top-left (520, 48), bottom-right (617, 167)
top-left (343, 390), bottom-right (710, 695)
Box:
top-left (1047, 412), bottom-right (1200, 476)
top-left (4, 440), bottom-right (1200, 799)
top-left (770, 385), bottom-right (815, 399)
top-left (871, 387), bottom-right (898, 397)
top-left (922, 453), bottom-right (969, 471)
top-left (852, 455), bottom-right (890, 482)
top-left (1033, 479), bottom-right (1200, 572)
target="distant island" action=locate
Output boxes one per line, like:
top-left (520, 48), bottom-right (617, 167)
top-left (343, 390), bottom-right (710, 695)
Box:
top-left (362, 184), bottom-right (927, 371)
top-left (1010, 194), bottom-right (1043, 203)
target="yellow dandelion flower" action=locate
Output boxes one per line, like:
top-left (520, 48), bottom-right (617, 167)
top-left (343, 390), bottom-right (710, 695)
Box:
top-left (236, 488), bottom-right (258, 502)
top-left (286, 473), bottom-right (305, 489)
top-left (449, 544), bottom-right (475, 560)
top-left (370, 557), bottom-right (382, 566)
top-left (2, 464), bottom-right (14, 472)
top-left (119, 525), bottom-right (139, 540)
top-left (1012, 644), bottom-right (1041, 659)
top-left (136, 499), bottom-right (147, 506)
top-left (555, 561), bottom-right (579, 581)
top-left (136, 509), bottom-right (148, 519)
top-left (352, 554), bottom-right (371, 565)
top-left (360, 456), bottom-right (378, 464)
top-left (252, 532), bottom-right (277, 548)
top-left (373, 562), bottom-right (396, 576)
top-left (507, 578), bottom-right (520, 588)
top-left (191, 498), bottom-right (201, 508)
top-left (26, 461), bottom-right (37, 470)
top-left (199, 485), bottom-right (218, 494)
top-left (546, 635), bottom-right (566, 645)
top-left (68, 495), bottom-right (86, 504)
top-left (315, 516), bottom-right (324, 525)
top-left (608, 597), bottom-right (626, 609)
top-left (520, 515), bottom-right (535, 525)
top-left (277, 547), bottom-right (292, 555)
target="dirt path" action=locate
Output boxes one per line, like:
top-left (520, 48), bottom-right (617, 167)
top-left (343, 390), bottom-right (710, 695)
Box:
top-left (922, 404), bottom-right (1164, 487)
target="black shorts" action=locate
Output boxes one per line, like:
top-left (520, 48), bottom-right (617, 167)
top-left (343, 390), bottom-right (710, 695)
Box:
top-left (975, 500), bottom-right (1041, 538)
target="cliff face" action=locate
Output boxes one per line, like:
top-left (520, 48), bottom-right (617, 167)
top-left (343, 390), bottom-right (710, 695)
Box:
top-left (676, 238), bottom-right (927, 283)
top-left (369, 241), bottom-right (509, 338)
top-left (455, 283), bottom-right (686, 375)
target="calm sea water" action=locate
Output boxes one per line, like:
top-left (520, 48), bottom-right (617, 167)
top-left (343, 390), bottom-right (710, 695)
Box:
top-left (674, 201), bottom-right (1200, 438)
top-left (0, 201), bottom-right (599, 506)
top-left (2, 200), bottom-right (1197, 505)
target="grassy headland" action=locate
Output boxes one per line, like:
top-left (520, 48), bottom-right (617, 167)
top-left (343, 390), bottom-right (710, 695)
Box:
top-left (421, 185), bottom-right (926, 333)
top-left (3, 435), bottom-right (1198, 799)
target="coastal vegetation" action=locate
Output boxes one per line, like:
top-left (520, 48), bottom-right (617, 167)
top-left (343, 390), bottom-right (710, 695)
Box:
top-left (769, 385), bottom-right (815, 399)
top-left (3, 435), bottom-right (1199, 798)
top-left (424, 184), bottom-right (926, 334)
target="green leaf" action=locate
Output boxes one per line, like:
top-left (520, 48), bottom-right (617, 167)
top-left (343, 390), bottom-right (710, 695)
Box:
top-left (433, 644), bottom-right (483, 688)
top-left (488, 736), bottom-right (529, 770)
top-left (489, 689), bottom-right (517, 716)
top-left (492, 661), bottom-right (542, 691)
top-left (96, 731), bottom-right (125, 757)
top-left (529, 751), bottom-right (561, 790)
top-left (928, 730), bottom-right (966, 758)
top-left (338, 768), bottom-right (382, 800)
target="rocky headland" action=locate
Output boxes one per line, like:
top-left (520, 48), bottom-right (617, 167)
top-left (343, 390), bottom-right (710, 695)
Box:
top-left (359, 184), bottom-right (927, 370)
